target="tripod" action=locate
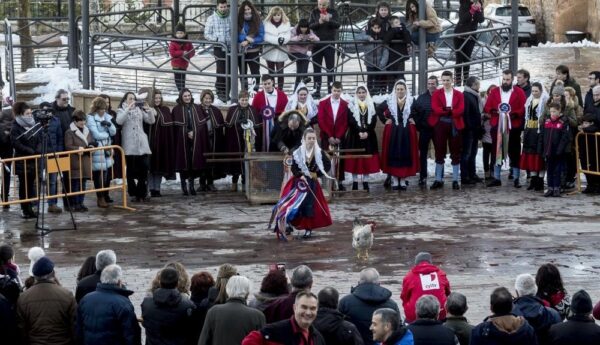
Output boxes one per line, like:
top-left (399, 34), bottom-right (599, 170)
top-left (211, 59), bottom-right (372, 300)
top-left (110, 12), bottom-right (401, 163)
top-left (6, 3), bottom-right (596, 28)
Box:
top-left (336, 2), bottom-right (365, 86)
top-left (32, 123), bottom-right (77, 235)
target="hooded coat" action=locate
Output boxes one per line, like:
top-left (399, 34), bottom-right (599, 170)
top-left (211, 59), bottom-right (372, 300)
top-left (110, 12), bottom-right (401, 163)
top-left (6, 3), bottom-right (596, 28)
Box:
top-left (141, 288), bottom-right (196, 345)
top-left (338, 283), bottom-right (400, 345)
top-left (470, 314), bottom-right (538, 345)
top-left (313, 307), bottom-right (364, 345)
top-left (512, 295), bottom-right (561, 345)
top-left (401, 261), bottom-right (451, 323)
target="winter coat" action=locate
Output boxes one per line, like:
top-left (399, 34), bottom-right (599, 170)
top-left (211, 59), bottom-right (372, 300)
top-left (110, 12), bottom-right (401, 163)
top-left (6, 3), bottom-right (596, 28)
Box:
top-left (86, 113), bottom-right (116, 171)
top-left (263, 290), bottom-right (300, 324)
top-left (406, 1), bottom-right (442, 34)
top-left (249, 292), bottom-right (286, 312)
top-left (584, 87), bottom-right (594, 115)
top-left (411, 90), bottom-right (434, 132)
top-left (242, 316), bottom-right (326, 345)
top-left (75, 270), bottom-right (101, 303)
top-left (537, 117), bottom-right (572, 158)
top-left (401, 262), bottom-right (451, 323)
top-left (454, 0), bottom-right (484, 34)
top-left (483, 86), bottom-right (527, 129)
top-left (10, 120), bottom-right (42, 174)
top-left (262, 20), bottom-right (291, 62)
top-left (52, 101), bottom-right (76, 133)
top-left (47, 116), bottom-right (65, 153)
top-left (470, 314), bottom-right (538, 345)
top-left (512, 295), bottom-right (561, 345)
top-left (77, 283), bottom-right (141, 345)
top-left (429, 88), bottom-right (466, 130)
top-left (313, 307), bottom-right (364, 345)
top-left (169, 40), bottom-right (195, 70)
top-left (550, 78), bottom-right (583, 107)
top-left (463, 86), bottom-right (483, 132)
top-left (308, 8), bottom-right (340, 42)
top-left (548, 314), bottom-right (600, 345)
top-left (64, 123), bottom-right (96, 180)
top-left (115, 104), bottom-right (155, 156)
top-left (384, 24), bottom-right (411, 67)
top-left (536, 289), bottom-right (570, 321)
top-left (0, 107), bottom-right (13, 158)
top-left (141, 288), bottom-right (196, 345)
top-left (16, 279), bottom-right (77, 345)
top-left (356, 31), bottom-right (389, 70)
top-left (0, 292), bottom-right (19, 345)
top-left (443, 316), bottom-right (473, 345)
top-left (198, 297), bottom-right (265, 345)
top-left (338, 283), bottom-right (400, 345)
top-left (239, 20), bottom-right (265, 52)
top-left (288, 27), bottom-right (320, 55)
top-left (407, 319), bottom-right (458, 345)
top-left (376, 328), bottom-right (413, 345)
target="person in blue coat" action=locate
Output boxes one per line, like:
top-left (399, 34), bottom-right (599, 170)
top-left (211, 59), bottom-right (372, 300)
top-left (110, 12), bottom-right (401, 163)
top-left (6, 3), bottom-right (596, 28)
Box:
top-left (238, 0), bottom-right (264, 92)
top-left (77, 264), bottom-right (141, 345)
top-left (371, 308), bottom-right (413, 345)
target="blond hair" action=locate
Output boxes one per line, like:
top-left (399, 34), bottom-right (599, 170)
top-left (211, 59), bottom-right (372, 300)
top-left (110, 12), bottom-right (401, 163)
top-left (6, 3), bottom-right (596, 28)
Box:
top-left (89, 96), bottom-right (108, 114)
top-left (265, 6), bottom-right (289, 24)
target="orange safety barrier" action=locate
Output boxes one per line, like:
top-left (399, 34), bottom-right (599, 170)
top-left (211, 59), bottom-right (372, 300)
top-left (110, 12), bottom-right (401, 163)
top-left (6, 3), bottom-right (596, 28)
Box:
top-left (574, 131), bottom-right (600, 192)
top-left (0, 145), bottom-right (134, 211)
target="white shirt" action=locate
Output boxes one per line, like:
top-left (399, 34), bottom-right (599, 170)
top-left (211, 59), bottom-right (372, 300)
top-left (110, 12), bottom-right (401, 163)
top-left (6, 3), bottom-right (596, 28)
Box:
top-left (500, 88), bottom-right (512, 105)
top-left (331, 98), bottom-right (340, 122)
top-left (444, 88), bottom-right (453, 108)
top-left (265, 91), bottom-right (278, 108)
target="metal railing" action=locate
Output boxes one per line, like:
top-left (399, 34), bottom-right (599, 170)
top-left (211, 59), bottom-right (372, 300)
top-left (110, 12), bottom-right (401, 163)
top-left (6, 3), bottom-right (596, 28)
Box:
top-left (575, 131), bottom-right (600, 192)
top-left (77, 6), bottom-right (175, 36)
top-left (3, 19), bottom-right (17, 102)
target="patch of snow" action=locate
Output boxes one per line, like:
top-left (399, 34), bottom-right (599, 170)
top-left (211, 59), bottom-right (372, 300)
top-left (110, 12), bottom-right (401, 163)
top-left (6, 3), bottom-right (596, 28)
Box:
top-left (23, 67), bottom-right (82, 103)
top-left (537, 39), bottom-right (600, 48)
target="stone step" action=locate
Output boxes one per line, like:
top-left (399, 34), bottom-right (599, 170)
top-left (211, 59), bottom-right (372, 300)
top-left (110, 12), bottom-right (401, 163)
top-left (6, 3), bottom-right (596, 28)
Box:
top-left (15, 81), bottom-right (49, 89)
top-left (15, 90), bottom-right (43, 104)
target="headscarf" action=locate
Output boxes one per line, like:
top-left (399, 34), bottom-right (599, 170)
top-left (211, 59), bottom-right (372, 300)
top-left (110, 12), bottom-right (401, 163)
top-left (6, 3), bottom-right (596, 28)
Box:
top-left (292, 130), bottom-right (335, 180)
top-left (349, 84), bottom-right (376, 126)
top-left (387, 80), bottom-right (413, 126)
top-left (525, 87), bottom-right (549, 121)
top-left (285, 82), bottom-right (317, 120)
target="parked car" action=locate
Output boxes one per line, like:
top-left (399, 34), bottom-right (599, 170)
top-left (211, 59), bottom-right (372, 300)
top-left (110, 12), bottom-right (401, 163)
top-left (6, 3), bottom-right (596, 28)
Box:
top-left (483, 3), bottom-right (537, 46)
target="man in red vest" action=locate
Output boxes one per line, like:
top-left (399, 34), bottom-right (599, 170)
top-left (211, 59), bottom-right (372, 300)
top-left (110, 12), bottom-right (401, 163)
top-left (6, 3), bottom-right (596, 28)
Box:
top-left (316, 81), bottom-right (349, 190)
top-left (428, 70), bottom-right (465, 190)
top-left (483, 69), bottom-right (526, 187)
top-left (252, 74), bottom-right (288, 152)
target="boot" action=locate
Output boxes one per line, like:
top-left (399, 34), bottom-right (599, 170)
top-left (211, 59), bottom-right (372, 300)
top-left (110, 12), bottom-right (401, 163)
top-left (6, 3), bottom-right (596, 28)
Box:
top-left (189, 178), bottom-right (197, 195)
top-left (535, 177), bottom-right (545, 191)
top-left (527, 176), bottom-right (536, 190)
top-left (552, 188), bottom-right (561, 197)
top-left (363, 182), bottom-right (370, 192)
top-left (97, 196), bottom-right (109, 208)
top-left (544, 187), bottom-right (554, 197)
top-left (383, 175), bottom-right (392, 189)
top-left (352, 182), bottom-right (358, 191)
top-left (181, 180), bottom-right (189, 196)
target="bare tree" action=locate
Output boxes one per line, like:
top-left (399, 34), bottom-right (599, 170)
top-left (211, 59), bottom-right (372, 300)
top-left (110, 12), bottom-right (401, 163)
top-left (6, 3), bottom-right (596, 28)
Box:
top-left (18, 0), bottom-right (35, 71)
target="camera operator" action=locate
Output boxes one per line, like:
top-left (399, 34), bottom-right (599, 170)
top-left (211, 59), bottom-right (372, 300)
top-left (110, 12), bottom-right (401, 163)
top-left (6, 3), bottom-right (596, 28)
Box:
top-left (10, 102), bottom-right (42, 218)
top-left (38, 101), bottom-right (65, 214)
top-left (86, 97), bottom-right (116, 209)
top-left (52, 89), bottom-right (76, 208)
top-left (0, 86), bottom-right (13, 209)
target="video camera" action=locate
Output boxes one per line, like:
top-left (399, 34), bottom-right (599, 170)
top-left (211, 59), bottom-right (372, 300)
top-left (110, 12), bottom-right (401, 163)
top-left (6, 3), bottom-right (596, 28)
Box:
top-left (337, 1), bottom-right (351, 16)
top-left (32, 108), bottom-right (55, 125)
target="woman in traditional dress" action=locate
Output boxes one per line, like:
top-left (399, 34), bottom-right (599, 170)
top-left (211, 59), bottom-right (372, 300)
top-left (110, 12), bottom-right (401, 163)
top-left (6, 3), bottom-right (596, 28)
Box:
top-left (270, 128), bottom-right (333, 240)
top-left (148, 89), bottom-right (174, 197)
top-left (344, 85), bottom-right (380, 192)
top-left (172, 88), bottom-right (210, 196)
top-left (223, 91), bottom-right (262, 191)
top-left (520, 82), bottom-right (548, 192)
top-left (284, 82), bottom-right (318, 123)
top-left (378, 80), bottom-right (419, 190)
top-left (199, 89), bottom-right (226, 191)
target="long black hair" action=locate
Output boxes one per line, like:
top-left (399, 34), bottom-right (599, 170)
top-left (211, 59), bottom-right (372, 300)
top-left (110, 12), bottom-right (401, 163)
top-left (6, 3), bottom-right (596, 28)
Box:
top-left (535, 263), bottom-right (566, 297)
top-left (118, 91), bottom-right (136, 109)
top-left (238, 0), bottom-right (261, 37)
top-left (295, 18), bottom-right (310, 35)
top-left (177, 87), bottom-right (195, 105)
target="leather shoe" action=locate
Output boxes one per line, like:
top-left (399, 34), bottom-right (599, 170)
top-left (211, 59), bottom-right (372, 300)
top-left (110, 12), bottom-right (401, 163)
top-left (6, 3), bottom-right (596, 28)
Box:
top-left (383, 175), bottom-right (392, 189)
top-left (337, 183), bottom-right (346, 191)
top-left (452, 181), bottom-right (460, 190)
top-left (461, 178), bottom-right (475, 185)
top-left (430, 181), bottom-right (444, 189)
top-left (470, 175), bottom-right (483, 183)
top-left (352, 182), bottom-right (358, 191)
top-left (487, 179), bottom-right (501, 187)
top-left (514, 179), bottom-right (522, 188)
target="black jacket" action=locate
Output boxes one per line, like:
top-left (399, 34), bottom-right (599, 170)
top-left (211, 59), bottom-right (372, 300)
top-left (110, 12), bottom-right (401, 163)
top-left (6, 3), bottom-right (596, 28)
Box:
top-left (247, 316), bottom-right (326, 345)
top-left (338, 283), bottom-right (399, 345)
top-left (537, 117), bottom-right (572, 157)
top-left (51, 101), bottom-right (75, 133)
top-left (411, 91), bottom-right (434, 132)
top-left (308, 8), bottom-right (340, 42)
top-left (443, 316), bottom-right (473, 345)
top-left (141, 288), bottom-right (196, 345)
top-left (75, 271), bottom-right (101, 303)
top-left (313, 307), bottom-right (364, 345)
top-left (584, 88), bottom-right (594, 115)
top-left (470, 314), bottom-right (538, 345)
top-left (0, 293), bottom-right (19, 345)
top-left (518, 82), bottom-right (532, 99)
top-left (512, 295), bottom-right (561, 345)
top-left (454, 0), bottom-right (484, 34)
top-left (463, 87), bottom-right (483, 131)
top-left (10, 121), bottom-right (42, 174)
top-left (384, 24), bottom-right (411, 66)
top-left (548, 314), bottom-right (600, 345)
top-left (0, 107), bottom-right (13, 158)
top-left (408, 319), bottom-right (458, 345)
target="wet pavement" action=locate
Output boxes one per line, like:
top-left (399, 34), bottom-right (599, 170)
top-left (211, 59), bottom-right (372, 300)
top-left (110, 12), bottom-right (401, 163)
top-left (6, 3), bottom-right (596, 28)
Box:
top-left (2, 46), bottom-right (600, 326)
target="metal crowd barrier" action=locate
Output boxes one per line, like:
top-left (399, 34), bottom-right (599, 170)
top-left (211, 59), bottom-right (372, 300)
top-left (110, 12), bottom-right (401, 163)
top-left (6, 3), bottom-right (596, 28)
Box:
top-left (575, 131), bottom-right (600, 192)
top-left (0, 145), bottom-right (134, 211)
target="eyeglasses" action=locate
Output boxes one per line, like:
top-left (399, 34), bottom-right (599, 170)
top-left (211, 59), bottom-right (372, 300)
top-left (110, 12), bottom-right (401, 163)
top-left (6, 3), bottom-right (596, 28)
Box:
top-left (60, 98), bottom-right (69, 101)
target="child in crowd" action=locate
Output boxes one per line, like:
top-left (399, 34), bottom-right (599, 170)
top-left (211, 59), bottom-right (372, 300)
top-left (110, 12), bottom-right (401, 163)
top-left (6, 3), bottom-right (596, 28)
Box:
top-left (384, 16), bottom-right (411, 93)
top-left (288, 19), bottom-right (320, 91)
top-left (539, 103), bottom-right (571, 197)
top-left (358, 18), bottom-right (388, 95)
top-left (168, 23), bottom-right (195, 92)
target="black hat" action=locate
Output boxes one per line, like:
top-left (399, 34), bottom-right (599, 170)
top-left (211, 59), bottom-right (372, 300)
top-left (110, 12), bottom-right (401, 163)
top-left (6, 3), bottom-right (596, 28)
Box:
top-left (160, 267), bottom-right (179, 289)
top-left (571, 290), bottom-right (593, 314)
top-left (32, 256), bottom-right (54, 277)
top-left (175, 22), bottom-right (186, 33)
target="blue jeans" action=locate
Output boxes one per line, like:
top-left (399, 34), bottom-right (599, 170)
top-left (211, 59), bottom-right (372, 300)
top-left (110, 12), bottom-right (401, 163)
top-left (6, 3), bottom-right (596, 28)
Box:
top-left (411, 31), bottom-right (441, 45)
top-left (546, 156), bottom-right (564, 189)
top-left (70, 178), bottom-right (87, 206)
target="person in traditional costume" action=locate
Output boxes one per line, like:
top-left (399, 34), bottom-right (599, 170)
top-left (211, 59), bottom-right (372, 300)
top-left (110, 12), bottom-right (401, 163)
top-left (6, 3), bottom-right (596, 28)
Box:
top-left (251, 74), bottom-right (288, 152)
top-left (269, 128), bottom-right (333, 240)
top-left (520, 82), bottom-right (548, 191)
top-left (378, 80), bottom-right (419, 190)
top-left (199, 89), bottom-right (226, 191)
top-left (148, 89), bottom-right (175, 197)
top-left (270, 110), bottom-right (308, 194)
top-left (284, 82), bottom-right (318, 123)
top-left (344, 84), bottom-right (380, 192)
top-left (172, 88), bottom-right (210, 196)
top-left (223, 90), bottom-right (262, 191)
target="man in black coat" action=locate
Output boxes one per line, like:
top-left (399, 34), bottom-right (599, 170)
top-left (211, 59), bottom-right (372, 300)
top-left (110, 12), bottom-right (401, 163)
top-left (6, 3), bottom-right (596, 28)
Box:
top-left (308, 0), bottom-right (340, 97)
top-left (453, 0), bottom-right (484, 85)
top-left (460, 76), bottom-right (483, 185)
top-left (339, 268), bottom-right (400, 345)
top-left (517, 69), bottom-right (532, 98)
top-left (584, 71), bottom-right (600, 114)
top-left (75, 249), bottom-right (116, 303)
top-left (548, 290), bottom-right (600, 345)
top-left (141, 268), bottom-right (196, 345)
top-left (410, 75), bottom-right (439, 186)
top-left (579, 87), bottom-right (600, 194)
top-left (313, 287), bottom-right (363, 345)
top-left (408, 295), bottom-right (458, 345)
top-left (0, 292), bottom-right (19, 345)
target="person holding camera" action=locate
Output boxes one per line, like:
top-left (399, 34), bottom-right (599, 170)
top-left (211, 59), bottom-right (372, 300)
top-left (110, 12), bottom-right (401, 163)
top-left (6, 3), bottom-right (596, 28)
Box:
top-left (86, 97), bottom-right (116, 209)
top-left (262, 7), bottom-right (291, 90)
top-left (64, 110), bottom-right (97, 211)
top-left (116, 92), bottom-right (156, 202)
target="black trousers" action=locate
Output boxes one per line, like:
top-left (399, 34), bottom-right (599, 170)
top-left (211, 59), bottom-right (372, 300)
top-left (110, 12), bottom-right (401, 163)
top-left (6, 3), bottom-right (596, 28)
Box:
top-left (461, 129), bottom-right (479, 179)
top-left (508, 128), bottom-right (522, 169)
top-left (239, 50), bottom-right (261, 91)
top-left (92, 170), bottom-right (110, 198)
top-left (214, 47), bottom-right (230, 100)
top-left (1, 165), bottom-right (10, 203)
top-left (17, 171), bottom-right (36, 211)
top-left (173, 68), bottom-right (186, 92)
top-left (482, 142), bottom-right (493, 173)
top-left (290, 52), bottom-right (310, 90)
top-left (419, 129), bottom-right (433, 179)
top-left (126, 155), bottom-right (149, 199)
top-left (386, 59), bottom-right (406, 93)
top-left (312, 45), bottom-right (335, 93)
top-left (454, 35), bottom-right (477, 85)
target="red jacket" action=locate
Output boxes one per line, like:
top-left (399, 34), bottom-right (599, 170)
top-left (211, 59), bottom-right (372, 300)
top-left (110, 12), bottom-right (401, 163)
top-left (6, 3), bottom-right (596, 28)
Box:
top-left (483, 86), bottom-right (526, 128)
top-left (400, 262), bottom-right (451, 323)
top-left (242, 316), bottom-right (326, 345)
top-left (252, 90), bottom-right (289, 118)
top-left (429, 88), bottom-right (465, 130)
top-left (169, 40), bottom-right (195, 69)
top-left (316, 97), bottom-right (349, 145)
